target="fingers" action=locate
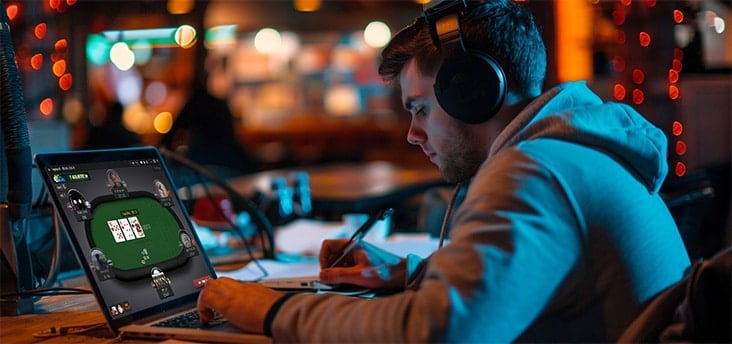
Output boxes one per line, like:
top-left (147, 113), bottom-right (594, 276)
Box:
top-left (319, 239), bottom-right (351, 268)
top-left (197, 278), bottom-right (223, 323)
top-left (358, 241), bottom-right (402, 265)
top-left (197, 277), bottom-right (284, 333)
top-left (196, 277), bottom-right (241, 323)
top-left (320, 264), bottom-right (407, 289)
top-left (320, 265), bottom-right (371, 286)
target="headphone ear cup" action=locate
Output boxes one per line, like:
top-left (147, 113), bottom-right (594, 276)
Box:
top-left (433, 51), bottom-right (507, 124)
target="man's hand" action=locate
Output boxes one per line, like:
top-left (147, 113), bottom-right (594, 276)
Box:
top-left (319, 239), bottom-right (407, 290)
top-left (197, 277), bottom-right (283, 333)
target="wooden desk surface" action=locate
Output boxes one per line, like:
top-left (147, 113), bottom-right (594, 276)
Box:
top-left (0, 274), bottom-right (130, 343)
top-left (0, 268), bottom-right (258, 344)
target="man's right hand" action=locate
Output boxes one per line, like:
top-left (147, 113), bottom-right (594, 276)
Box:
top-left (318, 239), bottom-right (407, 290)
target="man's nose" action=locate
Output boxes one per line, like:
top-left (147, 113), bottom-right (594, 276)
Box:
top-left (406, 121), bottom-right (424, 145)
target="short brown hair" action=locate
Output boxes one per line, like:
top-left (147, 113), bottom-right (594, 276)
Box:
top-left (378, 0), bottom-right (546, 98)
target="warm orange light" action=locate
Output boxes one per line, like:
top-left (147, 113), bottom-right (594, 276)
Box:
top-left (614, 84), bottom-right (626, 101)
top-left (67, 0), bottom-right (77, 5)
top-left (673, 10), bottom-right (684, 24)
top-left (6, 4), bottom-right (19, 20)
top-left (34, 23), bottom-right (47, 40)
top-left (672, 121), bottom-right (683, 136)
top-left (153, 112), bottom-right (174, 134)
top-left (668, 69), bottom-right (679, 83)
top-left (59, 73), bottom-right (72, 91)
top-left (632, 69), bottom-right (645, 84)
top-left (52, 59), bottom-right (66, 77)
top-left (294, 0), bottom-right (322, 12)
top-left (668, 85), bottom-right (680, 100)
top-left (40, 98), bottom-right (54, 116)
top-left (675, 162), bottom-right (686, 177)
top-left (632, 89), bottom-right (645, 104)
top-left (30, 54), bottom-right (44, 70)
top-left (167, 0), bottom-right (194, 14)
top-left (675, 140), bottom-right (687, 155)
top-left (639, 32), bottom-right (651, 47)
top-left (620, 0), bottom-right (631, 6)
top-left (555, 0), bottom-right (592, 82)
top-left (55, 39), bottom-right (68, 52)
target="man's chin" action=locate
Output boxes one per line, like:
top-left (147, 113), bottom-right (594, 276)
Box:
top-left (438, 168), bottom-right (457, 184)
top-left (439, 167), bottom-right (473, 184)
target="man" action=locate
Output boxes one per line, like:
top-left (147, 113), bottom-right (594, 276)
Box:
top-left (197, 0), bottom-right (691, 341)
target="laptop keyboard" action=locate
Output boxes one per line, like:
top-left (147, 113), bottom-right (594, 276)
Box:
top-left (153, 310), bottom-right (225, 328)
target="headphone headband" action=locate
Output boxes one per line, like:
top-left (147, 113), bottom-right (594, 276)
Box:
top-left (423, 0), bottom-right (467, 49)
top-left (422, 0), bottom-right (507, 124)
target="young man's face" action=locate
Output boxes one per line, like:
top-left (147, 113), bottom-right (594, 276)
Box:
top-left (399, 59), bottom-right (487, 183)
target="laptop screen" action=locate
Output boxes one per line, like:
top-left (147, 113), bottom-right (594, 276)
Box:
top-left (35, 147), bottom-right (215, 329)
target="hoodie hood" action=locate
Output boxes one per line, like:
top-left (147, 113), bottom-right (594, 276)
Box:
top-left (490, 81), bottom-right (669, 193)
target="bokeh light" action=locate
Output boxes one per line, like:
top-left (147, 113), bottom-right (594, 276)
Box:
top-left (110, 42), bottom-right (135, 70)
top-left (52, 59), bottom-right (66, 76)
top-left (675, 162), bottom-right (686, 177)
top-left (40, 98), bottom-right (54, 116)
top-left (363, 21), bottom-right (391, 48)
top-left (613, 83), bottom-right (626, 100)
top-left (632, 69), bottom-right (645, 84)
top-left (673, 10), bottom-right (684, 24)
top-left (672, 58), bottom-right (683, 72)
top-left (294, 0), bottom-right (322, 12)
top-left (639, 31), bottom-right (651, 47)
top-left (254, 28), bottom-right (282, 54)
top-left (59, 73), bottom-right (72, 91)
top-left (144, 81), bottom-right (168, 106)
top-left (154, 111), bottom-right (174, 134)
top-left (34, 23), bottom-right (47, 40)
top-left (672, 121), bottom-right (683, 136)
top-left (6, 4), bottom-right (19, 20)
top-left (87, 34), bottom-right (111, 65)
top-left (668, 85), bottom-right (680, 100)
top-left (174, 25), bottom-right (197, 48)
top-left (55, 39), bottom-right (68, 52)
top-left (668, 69), bottom-right (679, 83)
top-left (632, 88), bottom-right (645, 104)
top-left (31, 54), bottom-right (44, 70)
top-left (675, 140), bottom-right (687, 155)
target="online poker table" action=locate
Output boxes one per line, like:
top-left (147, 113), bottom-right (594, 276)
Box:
top-left (86, 191), bottom-right (189, 281)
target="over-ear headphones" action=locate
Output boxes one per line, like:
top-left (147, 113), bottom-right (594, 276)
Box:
top-left (423, 0), bottom-right (506, 124)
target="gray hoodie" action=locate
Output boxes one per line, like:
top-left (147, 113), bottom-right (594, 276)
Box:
top-left (271, 81), bottom-right (690, 343)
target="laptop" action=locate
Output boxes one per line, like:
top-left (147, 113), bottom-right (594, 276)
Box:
top-left (34, 146), bottom-right (270, 343)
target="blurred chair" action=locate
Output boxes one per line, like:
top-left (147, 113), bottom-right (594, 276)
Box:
top-left (661, 163), bottom-right (731, 260)
top-left (618, 245), bottom-right (731, 343)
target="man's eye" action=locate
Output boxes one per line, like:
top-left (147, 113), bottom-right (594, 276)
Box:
top-left (415, 107), bottom-right (426, 116)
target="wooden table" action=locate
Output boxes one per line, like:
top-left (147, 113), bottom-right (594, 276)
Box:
top-left (0, 266), bottom-right (256, 343)
top-left (0, 273), bottom-right (136, 343)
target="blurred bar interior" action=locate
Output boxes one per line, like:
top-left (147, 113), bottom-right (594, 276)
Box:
top-left (3, 0), bottom-right (731, 259)
top-left (5, 0), bottom-right (730, 168)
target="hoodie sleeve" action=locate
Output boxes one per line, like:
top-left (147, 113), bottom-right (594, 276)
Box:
top-left (270, 149), bottom-right (585, 343)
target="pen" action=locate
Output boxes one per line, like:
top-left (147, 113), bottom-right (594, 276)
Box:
top-left (328, 207), bottom-right (394, 268)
